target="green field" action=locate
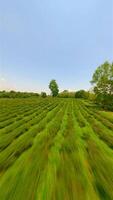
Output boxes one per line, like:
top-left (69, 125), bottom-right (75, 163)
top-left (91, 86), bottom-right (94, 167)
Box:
top-left (0, 98), bottom-right (113, 200)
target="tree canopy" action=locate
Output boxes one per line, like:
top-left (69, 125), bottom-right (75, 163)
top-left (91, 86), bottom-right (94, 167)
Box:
top-left (75, 90), bottom-right (89, 99)
top-left (91, 61), bottom-right (113, 110)
top-left (91, 61), bottom-right (113, 95)
top-left (49, 80), bottom-right (59, 97)
top-left (41, 92), bottom-right (47, 98)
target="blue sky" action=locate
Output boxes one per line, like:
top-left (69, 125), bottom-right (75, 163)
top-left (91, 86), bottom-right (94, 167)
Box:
top-left (0, 0), bottom-right (113, 93)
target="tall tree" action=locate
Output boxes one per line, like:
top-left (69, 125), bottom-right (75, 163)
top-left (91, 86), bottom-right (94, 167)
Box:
top-left (91, 61), bottom-right (113, 95)
top-left (49, 80), bottom-right (59, 97)
top-left (91, 61), bottom-right (113, 109)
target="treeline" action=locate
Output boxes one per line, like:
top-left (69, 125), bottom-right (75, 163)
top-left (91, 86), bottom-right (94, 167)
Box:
top-left (0, 61), bottom-right (113, 110)
top-left (0, 89), bottom-right (92, 99)
top-left (49, 80), bottom-right (95, 100)
top-left (0, 91), bottom-right (40, 98)
top-left (58, 90), bottom-right (95, 100)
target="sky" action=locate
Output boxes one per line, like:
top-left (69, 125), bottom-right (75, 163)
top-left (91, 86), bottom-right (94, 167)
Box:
top-left (0, 0), bottom-right (113, 93)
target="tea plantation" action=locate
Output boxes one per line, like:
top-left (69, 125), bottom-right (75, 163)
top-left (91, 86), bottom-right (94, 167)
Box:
top-left (0, 98), bottom-right (113, 200)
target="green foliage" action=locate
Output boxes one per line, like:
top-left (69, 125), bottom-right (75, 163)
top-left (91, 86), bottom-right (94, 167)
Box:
top-left (41, 92), bottom-right (47, 98)
top-left (91, 61), bottom-right (113, 110)
top-left (75, 90), bottom-right (89, 99)
top-left (91, 61), bottom-right (113, 94)
top-left (58, 90), bottom-right (75, 98)
top-left (0, 91), bottom-right (39, 98)
top-left (49, 80), bottom-right (59, 97)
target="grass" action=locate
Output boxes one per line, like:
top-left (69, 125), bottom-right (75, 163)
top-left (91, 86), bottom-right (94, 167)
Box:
top-left (0, 98), bottom-right (113, 200)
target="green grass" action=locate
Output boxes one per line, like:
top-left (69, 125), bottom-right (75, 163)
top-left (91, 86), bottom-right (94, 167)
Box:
top-left (0, 98), bottom-right (113, 200)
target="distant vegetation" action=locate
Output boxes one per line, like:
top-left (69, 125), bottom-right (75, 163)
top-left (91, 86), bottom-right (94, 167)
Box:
top-left (41, 92), bottom-right (47, 98)
top-left (0, 90), bottom-right (40, 98)
top-left (0, 61), bottom-right (113, 110)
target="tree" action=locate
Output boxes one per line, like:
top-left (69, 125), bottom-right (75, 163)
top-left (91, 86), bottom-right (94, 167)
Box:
top-left (91, 61), bottom-right (113, 95)
top-left (58, 90), bottom-right (75, 98)
top-left (0, 91), bottom-right (40, 98)
top-left (75, 90), bottom-right (89, 99)
top-left (41, 92), bottom-right (47, 98)
top-left (49, 80), bottom-right (59, 97)
top-left (91, 61), bottom-right (113, 110)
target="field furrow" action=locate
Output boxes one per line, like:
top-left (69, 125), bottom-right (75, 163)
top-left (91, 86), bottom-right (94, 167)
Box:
top-left (0, 98), bottom-right (113, 200)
